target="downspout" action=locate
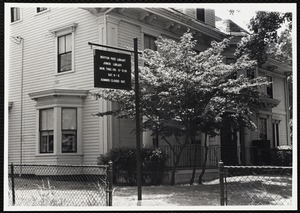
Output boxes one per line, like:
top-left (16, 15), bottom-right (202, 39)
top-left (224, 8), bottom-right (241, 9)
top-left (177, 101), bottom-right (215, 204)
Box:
top-left (20, 37), bottom-right (24, 173)
top-left (13, 36), bottom-right (24, 174)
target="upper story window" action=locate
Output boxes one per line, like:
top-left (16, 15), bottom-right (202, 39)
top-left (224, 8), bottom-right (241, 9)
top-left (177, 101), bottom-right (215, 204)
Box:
top-left (49, 23), bottom-right (77, 74)
top-left (11, 7), bottom-right (21, 23)
top-left (37, 7), bottom-right (48, 13)
top-left (144, 34), bottom-right (157, 51)
top-left (196, 8), bottom-right (205, 22)
top-left (258, 118), bottom-right (267, 140)
top-left (58, 34), bottom-right (72, 72)
top-left (266, 75), bottom-right (273, 98)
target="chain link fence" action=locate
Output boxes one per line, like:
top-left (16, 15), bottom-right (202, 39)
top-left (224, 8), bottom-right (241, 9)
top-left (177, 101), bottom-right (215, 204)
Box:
top-left (8, 163), bottom-right (113, 206)
top-left (219, 162), bottom-right (292, 206)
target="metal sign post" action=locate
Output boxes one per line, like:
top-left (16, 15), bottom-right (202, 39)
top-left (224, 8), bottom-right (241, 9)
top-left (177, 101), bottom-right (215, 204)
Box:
top-left (90, 38), bottom-right (142, 201)
top-left (134, 38), bottom-right (142, 201)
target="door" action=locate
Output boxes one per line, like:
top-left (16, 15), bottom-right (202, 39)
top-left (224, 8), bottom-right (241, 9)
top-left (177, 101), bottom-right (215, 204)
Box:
top-left (220, 123), bottom-right (238, 165)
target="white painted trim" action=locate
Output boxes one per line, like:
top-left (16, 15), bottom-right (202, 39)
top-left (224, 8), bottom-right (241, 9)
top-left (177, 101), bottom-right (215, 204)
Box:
top-left (10, 7), bottom-right (23, 25)
top-left (55, 107), bottom-right (61, 155)
top-left (49, 23), bottom-right (78, 74)
top-left (35, 110), bottom-right (40, 156)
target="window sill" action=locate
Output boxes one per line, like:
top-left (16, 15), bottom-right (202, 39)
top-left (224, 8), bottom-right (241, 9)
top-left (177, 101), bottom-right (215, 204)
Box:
top-left (10, 19), bottom-right (23, 25)
top-left (36, 153), bottom-right (83, 157)
top-left (55, 70), bottom-right (75, 76)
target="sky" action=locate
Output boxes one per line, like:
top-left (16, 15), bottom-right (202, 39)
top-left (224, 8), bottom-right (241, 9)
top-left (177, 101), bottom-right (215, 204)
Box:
top-left (212, 4), bottom-right (295, 32)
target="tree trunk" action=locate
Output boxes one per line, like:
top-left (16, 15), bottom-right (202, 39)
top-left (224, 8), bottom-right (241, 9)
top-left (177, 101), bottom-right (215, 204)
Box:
top-left (170, 144), bottom-right (186, 185)
top-left (189, 135), bottom-right (197, 185)
top-left (198, 133), bottom-right (209, 184)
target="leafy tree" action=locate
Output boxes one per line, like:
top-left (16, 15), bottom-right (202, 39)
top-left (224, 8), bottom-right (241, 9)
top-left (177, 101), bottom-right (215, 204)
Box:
top-left (235, 11), bottom-right (292, 67)
top-left (235, 10), bottom-right (293, 143)
top-left (93, 32), bottom-right (269, 185)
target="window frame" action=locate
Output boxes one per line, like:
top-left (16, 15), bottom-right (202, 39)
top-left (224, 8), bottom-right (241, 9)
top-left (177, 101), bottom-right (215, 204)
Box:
top-left (49, 23), bottom-right (77, 75)
top-left (258, 117), bottom-right (268, 140)
top-left (196, 8), bottom-right (205, 22)
top-left (144, 34), bottom-right (157, 51)
top-left (10, 7), bottom-right (22, 24)
top-left (61, 108), bottom-right (77, 153)
top-left (58, 34), bottom-right (72, 73)
top-left (35, 7), bottom-right (50, 15)
top-left (266, 75), bottom-right (273, 98)
top-left (39, 108), bottom-right (54, 154)
top-left (29, 88), bottom-right (87, 156)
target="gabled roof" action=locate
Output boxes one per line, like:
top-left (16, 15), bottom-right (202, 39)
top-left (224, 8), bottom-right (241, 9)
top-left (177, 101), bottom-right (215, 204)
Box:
top-left (216, 19), bottom-right (249, 36)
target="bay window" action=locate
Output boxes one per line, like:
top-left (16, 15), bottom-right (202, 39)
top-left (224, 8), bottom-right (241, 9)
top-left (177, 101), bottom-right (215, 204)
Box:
top-left (29, 88), bottom-right (88, 157)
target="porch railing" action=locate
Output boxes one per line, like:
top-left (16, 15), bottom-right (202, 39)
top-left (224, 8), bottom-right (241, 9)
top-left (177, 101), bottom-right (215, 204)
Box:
top-left (158, 144), bottom-right (220, 168)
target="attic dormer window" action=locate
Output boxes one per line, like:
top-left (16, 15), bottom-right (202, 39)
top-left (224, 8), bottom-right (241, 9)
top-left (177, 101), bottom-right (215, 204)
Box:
top-left (196, 9), bottom-right (205, 22)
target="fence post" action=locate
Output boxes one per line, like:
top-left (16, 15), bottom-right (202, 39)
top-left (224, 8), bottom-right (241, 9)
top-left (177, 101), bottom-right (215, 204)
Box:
top-left (219, 161), bottom-right (225, 206)
top-left (10, 163), bottom-right (15, 205)
top-left (108, 161), bottom-right (113, 206)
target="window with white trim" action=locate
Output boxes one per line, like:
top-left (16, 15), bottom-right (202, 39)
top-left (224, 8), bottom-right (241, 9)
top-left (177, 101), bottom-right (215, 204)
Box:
top-left (266, 75), bottom-right (273, 98)
top-left (61, 108), bottom-right (77, 153)
top-left (39, 108), bottom-right (54, 153)
top-left (58, 34), bottom-right (72, 72)
top-left (29, 88), bottom-right (87, 156)
top-left (144, 34), bottom-right (157, 51)
top-left (49, 23), bottom-right (77, 74)
top-left (11, 7), bottom-right (21, 23)
top-left (36, 7), bottom-right (49, 13)
top-left (258, 118), bottom-right (267, 140)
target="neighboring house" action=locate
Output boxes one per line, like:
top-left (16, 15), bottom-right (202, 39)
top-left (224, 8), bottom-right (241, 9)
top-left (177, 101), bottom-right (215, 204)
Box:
top-left (7, 7), bottom-right (292, 170)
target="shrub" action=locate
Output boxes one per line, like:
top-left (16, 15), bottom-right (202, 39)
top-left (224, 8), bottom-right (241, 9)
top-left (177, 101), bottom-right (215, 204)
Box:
top-left (97, 147), bottom-right (168, 185)
top-left (270, 145), bottom-right (292, 166)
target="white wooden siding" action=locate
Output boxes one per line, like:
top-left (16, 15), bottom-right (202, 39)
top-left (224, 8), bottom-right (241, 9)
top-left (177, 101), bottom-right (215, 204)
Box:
top-left (8, 7), bottom-right (104, 165)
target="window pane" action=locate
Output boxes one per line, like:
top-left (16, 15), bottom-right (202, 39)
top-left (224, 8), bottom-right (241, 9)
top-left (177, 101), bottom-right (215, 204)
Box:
top-left (144, 35), bottom-right (157, 51)
top-left (40, 109), bottom-right (53, 130)
top-left (11, 7), bottom-right (20, 22)
top-left (65, 34), bottom-right (72, 52)
top-left (49, 134), bottom-right (54, 152)
top-left (62, 130), bottom-right (77, 153)
top-left (58, 36), bottom-right (65, 54)
top-left (144, 35), bottom-right (150, 49)
top-left (37, 7), bottom-right (47, 13)
top-left (266, 76), bottom-right (273, 98)
top-left (40, 134), bottom-right (48, 153)
top-left (62, 108), bottom-right (77, 129)
top-left (59, 52), bottom-right (72, 72)
top-left (196, 9), bottom-right (205, 22)
top-left (40, 131), bottom-right (53, 153)
top-left (259, 118), bottom-right (267, 139)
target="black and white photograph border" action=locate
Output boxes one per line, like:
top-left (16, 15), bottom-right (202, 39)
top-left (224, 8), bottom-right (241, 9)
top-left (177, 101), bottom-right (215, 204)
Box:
top-left (3, 1), bottom-right (298, 211)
